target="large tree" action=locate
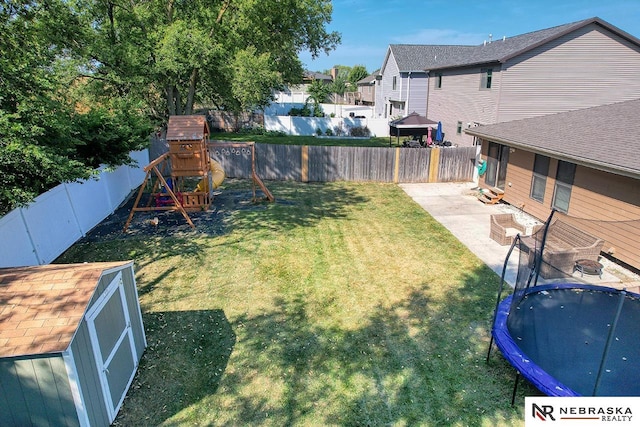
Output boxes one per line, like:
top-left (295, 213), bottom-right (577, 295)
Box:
top-left (0, 0), bottom-right (152, 215)
top-left (79, 0), bottom-right (340, 117)
top-left (0, 0), bottom-right (337, 214)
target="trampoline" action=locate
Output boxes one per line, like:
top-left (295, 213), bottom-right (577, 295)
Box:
top-left (493, 283), bottom-right (640, 396)
top-left (487, 210), bottom-right (640, 399)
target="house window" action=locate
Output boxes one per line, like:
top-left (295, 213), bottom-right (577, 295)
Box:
top-left (456, 121), bottom-right (462, 135)
top-left (530, 154), bottom-right (549, 202)
top-left (392, 76), bottom-right (397, 90)
top-left (480, 68), bottom-right (493, 89)
top-left (435, 73), bottom-right (442, 89)
top-left (552, 161), bottom-right (576, 213)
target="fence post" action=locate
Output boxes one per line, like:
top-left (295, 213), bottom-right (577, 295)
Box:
top-left (301, 145), bottom-right (309, 182)
top-left (428, 147), bottom-right (440, 183)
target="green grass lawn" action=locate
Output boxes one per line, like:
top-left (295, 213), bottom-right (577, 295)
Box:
top-left (57, 181), bottom-right (533, 426)
top-left (211, 131), bottom-right (401, 147)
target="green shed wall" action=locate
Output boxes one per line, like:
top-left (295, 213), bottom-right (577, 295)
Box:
top-left (0, 355), bottom-right (79, 427)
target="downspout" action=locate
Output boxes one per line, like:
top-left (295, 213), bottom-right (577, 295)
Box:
top-left (425, 70), bottom-right (430, 117)
top-left (405, 71), bottom-right (412, 116)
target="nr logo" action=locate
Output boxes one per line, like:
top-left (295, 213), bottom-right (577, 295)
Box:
top-left (532, 403), bottom-right (556, 421)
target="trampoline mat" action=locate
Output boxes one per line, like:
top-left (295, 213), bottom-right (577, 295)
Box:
top-left (507, 286), bottom-right (640, 396)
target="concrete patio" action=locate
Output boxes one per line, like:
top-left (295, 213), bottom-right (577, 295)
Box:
top-left (399, 182), bottom-right (640, 291)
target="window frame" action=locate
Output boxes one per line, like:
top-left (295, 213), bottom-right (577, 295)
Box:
top-left (435, 73), bottom-right (442, 89)
top-left (480, 68), bottom-right (493, 90)
top-left (552, 161), bottom-right (576, 213)
top-left (392, 76), bottom-right (397, 91)
top-left (530, 154), bottom-right (549, 203)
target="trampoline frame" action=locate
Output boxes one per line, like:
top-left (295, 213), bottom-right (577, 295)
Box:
top-left (491, 282), bottom-right (640, 400)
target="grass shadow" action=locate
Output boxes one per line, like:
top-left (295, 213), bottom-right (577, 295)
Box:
top-left (183, 265), bottom-right (533, 425)
top-left (113, 309), bottom-right (235, 426)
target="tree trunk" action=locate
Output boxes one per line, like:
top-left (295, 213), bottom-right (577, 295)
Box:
top-left (166, 86), bottom-right (183, 116)
top-left (185, 68), bottom-right (199, 115)
top-left (166, 86), bottom-right (176, 116)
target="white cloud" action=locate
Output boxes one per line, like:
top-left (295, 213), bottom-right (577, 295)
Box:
top-left (392, 28), bottom-right (485, 46)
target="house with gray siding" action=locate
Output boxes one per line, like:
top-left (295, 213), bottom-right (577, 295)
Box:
top-left (356, 73), bottom-right (377, 106)
top-left (426, 17), bottom-right (640, 146)
top-left (374, 44), bottom-right (474, 119)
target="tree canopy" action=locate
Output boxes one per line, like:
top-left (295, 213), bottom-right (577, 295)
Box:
top-left (79, 0), bottom-right (340, 117)
top-left (0, 0), bottom-right (139, 215)
top-left (0, 0), bottom-right (339, 215)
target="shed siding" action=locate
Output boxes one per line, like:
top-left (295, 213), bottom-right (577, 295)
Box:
top-left (93, 265), bottom-right (146, 358)
top-left (494, 148), bottom-right (640, 269)
top-left (498, 24), bottom-right (640, 122)
top-left (428, 67), bottom-right (502, 147)
top-left (120, 266), bottom-right (147, 356)
top-left (71, 322), bottom-right (110, 427)
top-left (0, 356), bottom-right (80, 427)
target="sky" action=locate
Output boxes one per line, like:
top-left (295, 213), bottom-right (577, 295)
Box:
top-left (298, 0), bottom-right (640, 74)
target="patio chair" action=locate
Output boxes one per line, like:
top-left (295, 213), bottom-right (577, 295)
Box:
top-left (490, 213), bottom-right (527, 246)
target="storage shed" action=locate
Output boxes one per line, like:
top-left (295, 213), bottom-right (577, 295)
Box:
top-left (0, 261), bottom-right (146, 426)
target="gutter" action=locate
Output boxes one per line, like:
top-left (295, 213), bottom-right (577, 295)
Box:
top-left (465, 130), bottom-right (640, 181)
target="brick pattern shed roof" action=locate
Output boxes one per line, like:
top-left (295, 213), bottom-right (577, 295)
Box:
top-left (0, 261), bottom-right (129, 358)
top-left (166, 115), bottom-right (210, 141)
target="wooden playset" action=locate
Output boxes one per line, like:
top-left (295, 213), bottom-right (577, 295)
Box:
top-left (124, 115), bottom-right (273, 231)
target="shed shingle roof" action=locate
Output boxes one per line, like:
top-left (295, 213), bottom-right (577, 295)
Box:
top-left (465, 99), bottom-right (640, 179)
top-left (0, 261), bottom-right (130, 358)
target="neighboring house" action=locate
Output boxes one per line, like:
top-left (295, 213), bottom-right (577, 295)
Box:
top-left (272, 70), bottom-right (333, 104)
top-left (466, 99), bottom-right (640, 271)
top-left (427, 17), bottom-right (640, 147)
top-left (355, 73), bottom-right (377, 106)
top-left (374, 44), bottom-right (474, 119)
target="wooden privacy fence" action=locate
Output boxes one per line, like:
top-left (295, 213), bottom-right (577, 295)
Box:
top-left (152, 138), bottom-right (477, 183)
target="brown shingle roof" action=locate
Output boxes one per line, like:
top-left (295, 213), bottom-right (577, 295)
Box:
top-left (0, 262), bottom-right (130, 358)
top-left (166, 115), bottom-right (210, 141)
top-left (465, 99), bottom-right (640, 179)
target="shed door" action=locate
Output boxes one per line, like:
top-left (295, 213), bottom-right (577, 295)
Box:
top-left (86, 272), bottom-right (138, 423)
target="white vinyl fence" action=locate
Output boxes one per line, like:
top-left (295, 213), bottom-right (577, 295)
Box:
top-left (0, 150), bottom-right (149, 268)
top-left (264, 115), bottom-right (390, 137)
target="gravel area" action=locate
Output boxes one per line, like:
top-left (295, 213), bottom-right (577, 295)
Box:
top-left (78, 187), bottom-right (273, 243)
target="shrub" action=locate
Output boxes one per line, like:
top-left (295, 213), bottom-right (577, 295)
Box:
top-left (266, 130), bottom-right (287, 137)
top-left (333, 123), bottom-right (346, 136)
top-left (315, 127), bottom-right (323, 136)
top-left (324, 128), bottom-right (333, 136)
top-left (349, 126), bottom-right (371, 137)
top-left (238, 124), bottom-right (265, 135)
